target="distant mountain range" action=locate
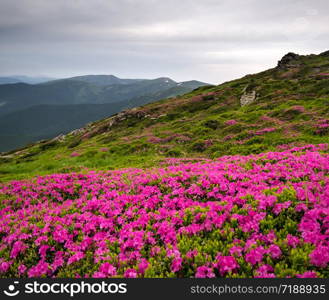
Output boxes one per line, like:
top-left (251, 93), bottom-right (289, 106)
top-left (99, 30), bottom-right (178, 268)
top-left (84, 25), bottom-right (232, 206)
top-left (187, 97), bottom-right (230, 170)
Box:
top-left (0, 75), bottom-right (55, 85)
top-left (0, 75), bottom-right (210, 151)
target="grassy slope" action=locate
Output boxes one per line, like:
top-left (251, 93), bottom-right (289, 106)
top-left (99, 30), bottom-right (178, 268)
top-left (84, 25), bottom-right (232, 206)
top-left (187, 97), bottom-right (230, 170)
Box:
top-left (1, 51), bottom-right (329, 182)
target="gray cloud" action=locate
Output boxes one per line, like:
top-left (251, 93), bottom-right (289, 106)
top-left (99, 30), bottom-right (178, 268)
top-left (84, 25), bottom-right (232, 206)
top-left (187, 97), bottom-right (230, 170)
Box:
top-left (0, 0), bottom-right (328, 84)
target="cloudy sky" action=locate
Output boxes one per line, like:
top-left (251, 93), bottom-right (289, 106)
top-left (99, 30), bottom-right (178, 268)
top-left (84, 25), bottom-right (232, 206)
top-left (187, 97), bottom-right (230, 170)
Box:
top-left (0, 0), bottom-right (328, 84)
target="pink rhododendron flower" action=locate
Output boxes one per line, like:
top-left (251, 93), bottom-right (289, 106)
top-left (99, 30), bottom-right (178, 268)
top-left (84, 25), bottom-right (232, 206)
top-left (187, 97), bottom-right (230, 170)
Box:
top-left (67, 252), bottom-right (85, 265)
top-left (124, 269), bottom-right (137, 278)
top-left (28, 261), bottom-right (50, 277)
top-left (0, 261), bottom-right (11, 273)
top-left (296, 271), bottom-right (318, 278)
top-left (309, 245), bottom-right (329, 268)
top-left (229, 245), bottom-right (243, 257)
top-left (10, 241), bottom-right (27, 259)
top-left (215, 255), bottom-right (239, 275)
top-left (254, 127), bottom-right (276, 135)
top-left (268, 244), bottom-right (282, 259)
top-left (138, 259), bottom-right (149, 274)
top-left (186, 249), bottom-right (198, 259)
top-left (286, 234), bottom-right (299, 248)
top-left (255, 264), bottom-right (275, 278)
top-left (93, 272), bottom-right (106, 278)
top-left (171, 257), bottom-right (182, 273)
top-left (195, 266), bottom-right (215, 278)
top-left (224, 120), bottom-right (237, 126)
top-left (38, 245), bottom-right (50, 260)
top-left (35, 236), bottom-right (48, 246)
top-left (18, 264), bottom-right (27, 275)
top-left (245, 247), bottom-right (265, 265)
top-left (99, 262), bottom-right (117, 277)
top-left (70, 152), bottom-right (80, 157)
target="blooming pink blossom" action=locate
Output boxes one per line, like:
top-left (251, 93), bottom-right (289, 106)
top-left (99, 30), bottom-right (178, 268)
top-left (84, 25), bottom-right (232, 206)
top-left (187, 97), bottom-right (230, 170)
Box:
top-left (0, 261), bottom-right (11, 273)
top-left (309, 245), bottom-right (329, 268)
top-left (255, 264), bottom-right (275, 278)
top-left (268, 244), bottom-right (282, 259)
top-left (245, 247), bottom-right (265, 265)
top-left (10, 241), bottom-right (27, 259)
top-left (124, 269), bottom-right (137, 278)
top-left (224, 119), bottom-right (238, 126)
top-left (171, 257), bottom-right (182, 273)
top-left (18, 264), bottom-right (27, 275)
top-left (286, 234), bottom-right (300, 248)
top-left (99, 262), bottom-right (117, 276)
top-left (67, 252), bottom-right (85, 265)
top-left (195, 266), bottom-right (215, 278)
top-left (296, 271), bottom-right (318, 278)
top-left (215, 255), bottom-right (239, 275)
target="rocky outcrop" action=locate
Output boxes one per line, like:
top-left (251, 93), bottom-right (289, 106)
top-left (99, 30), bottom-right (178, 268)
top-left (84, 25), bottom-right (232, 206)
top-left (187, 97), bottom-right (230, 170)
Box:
top-left (106, 109), bottom-right (166, 128)
top-left (51, 134), bottom-right (66, 142)
top-left (240, 88), bottom-right (257, 106)
top-left (277, 52), bottom-right (300, 69)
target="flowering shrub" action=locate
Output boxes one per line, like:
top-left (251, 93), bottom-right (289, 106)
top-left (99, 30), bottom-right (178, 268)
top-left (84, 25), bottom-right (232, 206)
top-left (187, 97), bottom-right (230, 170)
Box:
top-left (70, 152), bottom-right (80, 157)
top-left (148, 134), bottom-right (191, 144)
top-left (253, 127), bottom-right (276, 136)
top-left (224, 120), bottom-right (238, 126)
top-left (0, 144), bottom-right (328, 278)
top-left (289, 106), bottom-right (305, 113)
top-left (314, 119), bottom-right (329, 135)
top-left (223, 134), bottom-right (235, 141)
top-left (317, 73), bottom-right (329, 77)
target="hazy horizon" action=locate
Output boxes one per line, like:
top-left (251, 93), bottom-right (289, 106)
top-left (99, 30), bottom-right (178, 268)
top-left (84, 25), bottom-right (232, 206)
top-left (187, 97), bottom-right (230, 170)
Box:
top-left (1, 0), bottom-right (329, 84)
top-left (0, 73), bottom-right (212, 84)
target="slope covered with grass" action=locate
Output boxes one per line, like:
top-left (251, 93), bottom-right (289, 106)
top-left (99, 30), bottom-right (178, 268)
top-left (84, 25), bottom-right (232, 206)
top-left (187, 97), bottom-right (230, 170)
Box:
top-left (1, 51), bottom-right (329, 182)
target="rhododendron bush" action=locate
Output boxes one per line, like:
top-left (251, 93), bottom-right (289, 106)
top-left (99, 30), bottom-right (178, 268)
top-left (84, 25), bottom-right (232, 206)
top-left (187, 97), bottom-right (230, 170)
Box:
top-left (0, 144), bottom-right (329, 278)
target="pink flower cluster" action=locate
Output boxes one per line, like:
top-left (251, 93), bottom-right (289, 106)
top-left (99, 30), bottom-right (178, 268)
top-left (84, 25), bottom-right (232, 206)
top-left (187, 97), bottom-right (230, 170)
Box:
top-left (317, 119), bottom-right (329, 128)
top-left (70, 152), bottom-right (80, 157)
top-left (224, 120), bottom-right (238, 126)
top-left (0, 144), bottom-right (328, 278)
top-left (290, 105), bottom-right (305, 113)
top-left (314, 119), bottom-right (329, 135)
top-left (253, 127), bottom-right (276, 136)
top-left (148, 134), bottom-right (191, 144)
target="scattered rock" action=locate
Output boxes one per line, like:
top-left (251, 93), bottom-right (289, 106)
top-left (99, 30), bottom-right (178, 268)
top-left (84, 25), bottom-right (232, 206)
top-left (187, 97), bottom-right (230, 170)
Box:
top-left (51, 134), bottom-right (66, 142)
top-left (70, 128), bottom-right (86, 136)
top-left (240, 87), bottom-right (257, 106)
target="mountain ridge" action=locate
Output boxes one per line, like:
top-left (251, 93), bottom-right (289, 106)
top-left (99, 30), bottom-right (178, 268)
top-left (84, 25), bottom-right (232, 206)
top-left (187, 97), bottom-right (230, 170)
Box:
top-left (0, 75), bottom-right (55, 85)
top-left (0, 75), bottom-right (209, 151)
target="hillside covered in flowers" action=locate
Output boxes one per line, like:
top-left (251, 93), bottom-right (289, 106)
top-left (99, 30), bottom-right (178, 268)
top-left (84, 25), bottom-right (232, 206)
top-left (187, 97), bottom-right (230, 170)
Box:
top-left (1, 144), bottom-right (328, 278)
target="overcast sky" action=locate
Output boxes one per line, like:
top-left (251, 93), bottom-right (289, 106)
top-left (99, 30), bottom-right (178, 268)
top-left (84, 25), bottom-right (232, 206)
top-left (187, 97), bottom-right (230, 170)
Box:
top-left (0, 0), bottom-right (328, 84)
